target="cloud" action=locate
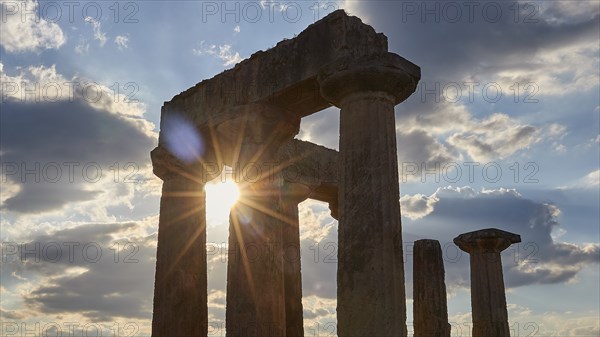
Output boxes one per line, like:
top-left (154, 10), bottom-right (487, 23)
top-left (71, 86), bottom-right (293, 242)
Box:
top-left (192, 41), bottom-right (243, 67)
top-left (115, 35), bottom-right (129, 49)
top-left (85, 17), bottom-right (107, 47)
top-left (404, 186), bottom-right (600, 289)
top-left (447, 113), bottom-right (539, 161)
top-left (75, 40), bottom-right (90, 54)
top-left (579, 169), bottom-right (599, 188)
top-left (0, 0), bottom-right (66, 53)
top-left (397, 129), bottom-right (457, 178)
top-left (400, 193), bottom-right (438, 219)
top-left (396, 96), bottom-right (543, 162)
top-left (343, 1), bottom-right (599, 162)
top-left (301, 295), bottom-right (336, 328)
top-left (297, 107), bottom-right (340, 150)
top-left (0, 307), bottom-right (27, 320)
top-left (297, 200), bottom-right (338, 299)
top-left (0, 64), bottom-right (156, 214)
top-left (2, 221), bottom-right (157, 322)
top-left (346, 1), bottom-right (599, 91)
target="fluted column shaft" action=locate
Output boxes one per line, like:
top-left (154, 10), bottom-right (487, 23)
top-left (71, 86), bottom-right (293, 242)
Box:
top-left (470, 251), bottom-right (510, 336)
top-left (151, 147), bottom-right (212, 337)
top-left (226, 145), bottom-right (286, 337)
top-left (318, 54), bottom-right (420, 337)
top-left (338, 92), bottom-right (406, 337)
top-left (281, 191), bottom-right (305, 337)
top-left (224, 107), bottom-right (300, 337)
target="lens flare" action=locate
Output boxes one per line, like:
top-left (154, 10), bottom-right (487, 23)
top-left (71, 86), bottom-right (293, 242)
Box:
top-left (163, 114), bottom-right (204, 163)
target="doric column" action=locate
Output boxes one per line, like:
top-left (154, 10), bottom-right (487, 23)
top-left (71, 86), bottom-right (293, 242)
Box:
top-left (150, 146), bottom-right (220, 337)
top-left (281, 183), bottom-right (311, 337)
top-left (413, 239), bottom-right (451, 337)
top-left (318, 53), bottom-right (420, 337)
top-left (454, 228), bottom-right (521, 337)
top-left (223, 105), bottom-right (300, 337)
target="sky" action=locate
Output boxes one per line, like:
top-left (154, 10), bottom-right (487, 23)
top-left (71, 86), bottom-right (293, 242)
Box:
top-left (0, 0), bottom-right (599, 336)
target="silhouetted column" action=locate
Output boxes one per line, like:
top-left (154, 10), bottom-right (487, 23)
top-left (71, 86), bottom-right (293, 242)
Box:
top-left (151, 146), bottom-right (219, 337)
top-left (224, 107), bottom-right (299, 337)
top-left (454, 228), bottom-right (521, 337)
top-left (281, 183), bottom-right (311, 337)
top-left (413, 239), bottom-right (451, 337)
top-left (318, 53), bottom-right (420, 337)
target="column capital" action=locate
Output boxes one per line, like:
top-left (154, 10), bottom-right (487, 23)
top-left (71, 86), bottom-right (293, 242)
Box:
top-left (317, 52), bottom-right (420, 107)
top-left (150, 145), bottom-right (220, 183)
top-left (454, 228), bottom-right (521, 254)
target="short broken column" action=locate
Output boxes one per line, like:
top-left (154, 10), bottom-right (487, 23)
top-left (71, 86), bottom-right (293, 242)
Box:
top-left (454, 228), bottom-right (521, 337)
top-left (413, 239), bottom-right (450, 337)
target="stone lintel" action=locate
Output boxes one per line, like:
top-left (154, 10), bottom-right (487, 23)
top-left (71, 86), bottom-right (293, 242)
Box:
top-left (454, 228), bottom-right (521, 254)
top-left (158, 9), bottom-right (390, 142)
top-left (278, 139), bottom-right (338, 206)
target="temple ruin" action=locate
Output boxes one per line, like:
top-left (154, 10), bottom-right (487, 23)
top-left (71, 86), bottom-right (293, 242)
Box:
top-left (150, 9), bottom-right (520, 337)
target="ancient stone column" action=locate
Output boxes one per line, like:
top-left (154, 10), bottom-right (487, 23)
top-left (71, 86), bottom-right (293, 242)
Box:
top-left (150, 146), bottom-right (219, 337)
top-left (454, 228), bottom-right (521, 337)
top-left (413, 239), bottom-right (451, 337)
top-left (318, 53), bottom-right (420, 337)
top-left (223, 106), bottom-right (300, 337)
top-left (281, 183), bottom-right (311, 337)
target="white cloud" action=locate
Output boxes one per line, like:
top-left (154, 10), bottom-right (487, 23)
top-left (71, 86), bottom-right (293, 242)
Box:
top-left (192, 41), bottom-right (243, 67)
top-left (580, 169), bottom-right (600, 188)
top-left (0, 64), bottom-right (157, 218)
top-left (233, 25), bottom-right (241, 33)
top-left (84, 17), bottom-right (107, 47)
top-left (0, 0), bottom-right (66, 53)
top-left (447, 113), bottom-right (539, 161)
top-left (492, 39), bottom-right (600, 96)
top-left (400, 193), bottom-right (438, 220)
top-left (74, 41), bottom-right (90, 54)
top-left (114, 35), bottom-right (129, 49)
top-left (397, 100), bottom-right (545, 163)
top-left (0, 63), bottom-right (149, 122)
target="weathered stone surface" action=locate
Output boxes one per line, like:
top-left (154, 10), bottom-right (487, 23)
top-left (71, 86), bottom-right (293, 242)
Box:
top-left (278, 139), bottom-right (338, 217)
top-left (158, 10), bottom-right (389, 137)
top-left (224, 112), bottom-right (296, 337)
top-left (319, 55), bottom-right (420, 337)
top-left (280, 186), bottom-right (307, 337)
top-left (150, 147), bottom-right (221, 337)
top-left (413, 239), bottom-right (451, 337)
top-left (454, 228), bottom-right (521, 337)
top-left (151, 9), bottom-right (422, 337)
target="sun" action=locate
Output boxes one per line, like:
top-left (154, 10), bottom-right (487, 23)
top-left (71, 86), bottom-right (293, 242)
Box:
top-left (204, 180), bottom-right (241, 224)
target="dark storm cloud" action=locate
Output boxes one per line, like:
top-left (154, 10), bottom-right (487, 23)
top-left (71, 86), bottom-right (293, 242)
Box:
top-left (0, 98), bottom-right (155, 213)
